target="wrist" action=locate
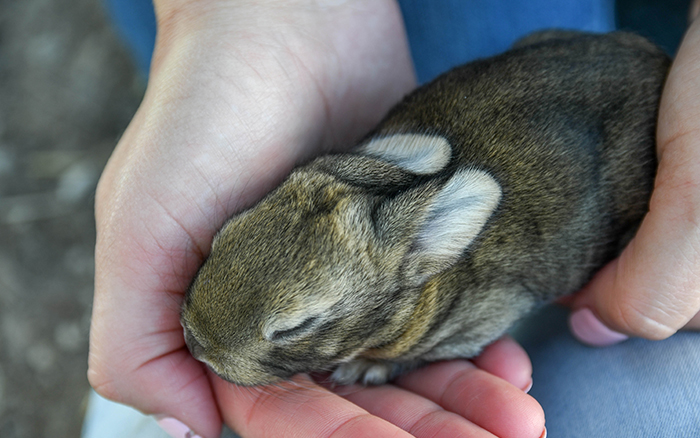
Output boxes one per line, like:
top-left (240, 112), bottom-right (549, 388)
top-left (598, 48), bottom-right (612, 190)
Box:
top-left (146, 0), bottom-right (415, 158)
top-left (97, 0), bottom-right (414, 238)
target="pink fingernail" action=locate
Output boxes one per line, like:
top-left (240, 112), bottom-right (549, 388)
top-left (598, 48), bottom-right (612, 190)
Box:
top-left (522, 378), bottom-right (533, 393)
top-left (157, 417), bottom-right (202, 438)
top-left (569, 308), bottom-right (628, 347)
top-left (540, 426), bottom-right (547, 438)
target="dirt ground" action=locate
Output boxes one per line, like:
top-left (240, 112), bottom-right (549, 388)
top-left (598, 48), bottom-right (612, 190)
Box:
top-left (0, 0), bottom-right (688, 437)
top-left (0, 0), bottom-right (142, 436)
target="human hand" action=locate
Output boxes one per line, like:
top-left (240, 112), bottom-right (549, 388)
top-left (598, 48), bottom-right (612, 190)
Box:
top-left (215, 337), bottom-right (543, 438)
top-left (566, 12), bottom-right (700, 346)
top-left (87, 1), bottom-right (544, 437)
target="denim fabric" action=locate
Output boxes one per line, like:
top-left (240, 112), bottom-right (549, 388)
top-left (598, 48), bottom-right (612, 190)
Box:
top-left (102, 0), bottom-right (156, 75)
top-left (515, 305), bottom-right (700, 437)
top-left (397, 0), bottom-right (615, 82)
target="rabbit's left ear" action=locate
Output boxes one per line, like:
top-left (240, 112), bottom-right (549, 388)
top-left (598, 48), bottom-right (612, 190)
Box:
top-left (358, 133), bottom-right (451, 174)
top-left (404, 169), bottom-right (501, 285)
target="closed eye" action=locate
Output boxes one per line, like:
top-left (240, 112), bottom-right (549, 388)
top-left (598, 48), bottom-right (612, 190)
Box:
top-left (268, 316), bottom-right (319, 342)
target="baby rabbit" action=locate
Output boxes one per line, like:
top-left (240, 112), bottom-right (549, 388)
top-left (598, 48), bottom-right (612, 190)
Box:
top-left (181, 31), bottom-right (670, 386)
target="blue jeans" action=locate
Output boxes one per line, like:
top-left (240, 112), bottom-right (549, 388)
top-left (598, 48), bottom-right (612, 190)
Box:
top-left (398, 0), bottom-right (614, 82)
top-left (91, 1), bottom-right (700, 436)
top-left (515, 305), bottom-right (700, 436)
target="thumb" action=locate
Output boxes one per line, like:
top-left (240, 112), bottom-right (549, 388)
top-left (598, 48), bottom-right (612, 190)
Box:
top-left (568, 198), bottom-right (700, 346)
top-left (568, 18), bottom-right (700, 347)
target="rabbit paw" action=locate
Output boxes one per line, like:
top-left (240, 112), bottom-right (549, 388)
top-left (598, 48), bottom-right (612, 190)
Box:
top-left (331, 359), bottom-right (395, 385)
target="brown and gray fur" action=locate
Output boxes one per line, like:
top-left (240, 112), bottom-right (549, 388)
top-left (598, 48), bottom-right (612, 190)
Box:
top-left (181, 31), bottom-right (670, 386)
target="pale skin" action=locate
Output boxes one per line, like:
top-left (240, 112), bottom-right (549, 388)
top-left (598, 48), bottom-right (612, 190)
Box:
top-left (88, 1), bottom-right (699, 437)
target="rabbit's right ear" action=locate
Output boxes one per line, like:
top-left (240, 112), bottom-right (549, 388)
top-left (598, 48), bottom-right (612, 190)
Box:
top-left (378, 169), bottom-right (501, 286)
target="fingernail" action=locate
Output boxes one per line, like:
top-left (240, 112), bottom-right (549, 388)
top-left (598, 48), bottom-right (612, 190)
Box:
top-left (522, 378), bottom-right (533, 393)
top-left (569, 308), bottom-right (628, 347)
top-left (156, 417), bottom-right (202, 438)
top-left (540, 426), bottom-right (547, 438)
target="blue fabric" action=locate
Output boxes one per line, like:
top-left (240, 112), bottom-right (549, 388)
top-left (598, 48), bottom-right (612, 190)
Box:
top-left (515, 305), bottom-right (700, 437)
top-left (397, 0), bottom-right (615, 82)
top-left (102, 0), bottom-right (156, 75)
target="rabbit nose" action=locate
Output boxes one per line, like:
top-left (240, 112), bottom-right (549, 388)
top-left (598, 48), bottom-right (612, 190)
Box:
top-left (184, 327), bottom-right (205, 360)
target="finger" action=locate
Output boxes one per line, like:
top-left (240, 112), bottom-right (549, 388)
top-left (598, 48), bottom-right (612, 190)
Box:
top-left (88, 297), bottom-right (222, 438)
top-left (91, 161), bottom-right (221, 437)
top-left (471, 336), bottom-right (532, 392)
top-left (569, 224), bottom-right (699, 344)
top-left (213, 374), bottom-right (413, 438)
top-left (395, 361), bottom-right (545, 438)
top-left (340, 384), bottom-right (497, 438)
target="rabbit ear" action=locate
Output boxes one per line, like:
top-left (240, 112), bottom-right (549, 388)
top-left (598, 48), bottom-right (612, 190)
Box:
top-left (358, 133), bottom-right (451, 174)
top-left (404, 169), bottom-right (501, 285)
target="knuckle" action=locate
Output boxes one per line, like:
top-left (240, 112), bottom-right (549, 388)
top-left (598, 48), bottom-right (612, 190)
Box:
top-left (87, 366), bottom-right (123, 403)
top-left (87, 354), bottom-right (128, 404)
top-left (613, 297), bottom-right (679, 340)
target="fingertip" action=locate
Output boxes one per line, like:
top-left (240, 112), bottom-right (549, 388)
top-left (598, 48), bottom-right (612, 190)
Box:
top-left (396, 360), bottom-right (545, 438)
top-left (472, 335), bottom-right (532, 391)
top-left (523, 396), bottom-right (547, 438)
top-left (569, 307), bottom-right (629, 347)
top-left (142, 351), bottom-right (223, 438)
top-left (157, 417), bottom-right (204, 438)
top-left (495, 383), bottom-right (545, 438)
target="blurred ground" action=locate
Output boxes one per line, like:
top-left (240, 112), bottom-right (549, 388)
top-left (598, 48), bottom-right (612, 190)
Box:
top-left (0, 0), bottom-right (689, 437)
top-left (0, 0), bottom-right (142, 436)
